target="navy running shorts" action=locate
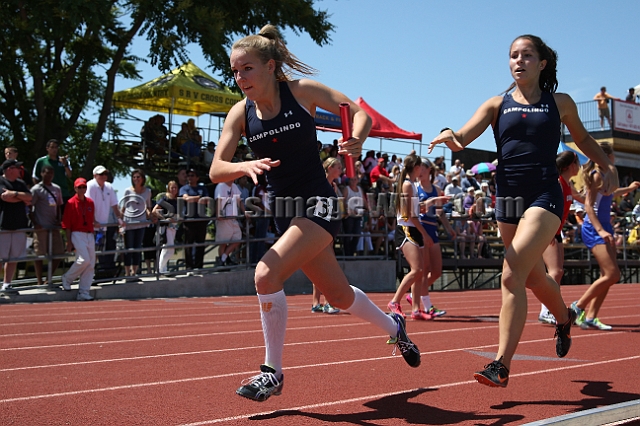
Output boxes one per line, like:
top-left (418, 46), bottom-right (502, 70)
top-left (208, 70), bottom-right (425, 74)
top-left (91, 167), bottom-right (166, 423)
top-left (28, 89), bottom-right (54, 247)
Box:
top-left (272, 195), bottom-right (342, 239)
top-left (495, 181), bottom-right (563, 225)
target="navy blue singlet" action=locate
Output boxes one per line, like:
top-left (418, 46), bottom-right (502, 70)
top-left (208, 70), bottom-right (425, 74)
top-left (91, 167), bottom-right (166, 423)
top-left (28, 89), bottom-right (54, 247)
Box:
top-left (492, 92), bottom-right (564, 223)
top-left (493, 91), bottom-right (561, 188)
top-left (245, 81), bottom-right (340, 237)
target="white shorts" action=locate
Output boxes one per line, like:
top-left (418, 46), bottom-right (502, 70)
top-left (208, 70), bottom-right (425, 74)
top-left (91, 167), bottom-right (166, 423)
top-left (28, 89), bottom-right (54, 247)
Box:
top-left (215, 219), bottom-right (242, 243)
top-left (0, 230), bottom-right (28, 261)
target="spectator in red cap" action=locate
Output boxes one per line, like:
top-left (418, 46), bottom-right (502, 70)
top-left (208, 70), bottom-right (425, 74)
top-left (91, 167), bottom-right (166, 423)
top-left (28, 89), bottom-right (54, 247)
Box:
top-left (370, 157), bottom-right (395, 190)
top-left (61, 177), bottom-right (96, 301)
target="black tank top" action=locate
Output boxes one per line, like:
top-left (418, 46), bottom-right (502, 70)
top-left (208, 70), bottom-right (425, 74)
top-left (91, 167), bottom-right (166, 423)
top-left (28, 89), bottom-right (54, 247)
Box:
top-left (492, 91), bottom-right (561, 188)
top-left (245, 81), bottom-right (333, 200)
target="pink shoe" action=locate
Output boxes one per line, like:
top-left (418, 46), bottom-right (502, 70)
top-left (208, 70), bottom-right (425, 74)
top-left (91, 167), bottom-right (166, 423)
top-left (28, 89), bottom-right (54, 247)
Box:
top-left (387, 302), bottom-right (405, 318)
top-left (411, 310), bottom-right (433, 321)
top-left (406, 294), bottom-right (413, 305)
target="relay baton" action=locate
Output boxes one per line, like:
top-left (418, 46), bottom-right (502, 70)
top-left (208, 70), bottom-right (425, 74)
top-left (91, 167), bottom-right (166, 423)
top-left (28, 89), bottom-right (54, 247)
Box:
top-left (339, 102), bottom-right (356, 178)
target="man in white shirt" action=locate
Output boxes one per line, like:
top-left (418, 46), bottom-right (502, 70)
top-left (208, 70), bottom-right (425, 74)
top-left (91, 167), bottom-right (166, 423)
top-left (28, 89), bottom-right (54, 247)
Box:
top-left (87, 165), bottom-right (122, 270)
top-left (449, 159), bottom-right (464, 178)
top-left (444, 175), bottom-right (463, 197)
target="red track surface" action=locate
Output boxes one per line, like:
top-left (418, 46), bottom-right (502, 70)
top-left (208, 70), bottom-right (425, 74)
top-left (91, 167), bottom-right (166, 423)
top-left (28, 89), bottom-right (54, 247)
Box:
top-left (1, 284), bottom-right (639, 425)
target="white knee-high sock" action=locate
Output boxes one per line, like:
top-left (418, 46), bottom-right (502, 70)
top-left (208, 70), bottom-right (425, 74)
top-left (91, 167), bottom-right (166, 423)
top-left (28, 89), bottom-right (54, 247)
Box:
top-left (346, 285), bottom-right (397, 337)
top-left (257, 290), bottom-right (287, 377)
top-left (421, 295), bottom-right (432, 311)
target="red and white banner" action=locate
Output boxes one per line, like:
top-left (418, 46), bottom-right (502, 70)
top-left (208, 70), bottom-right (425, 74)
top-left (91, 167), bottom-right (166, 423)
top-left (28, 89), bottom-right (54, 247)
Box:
top-left (613, 100), bottom-right (640, 135)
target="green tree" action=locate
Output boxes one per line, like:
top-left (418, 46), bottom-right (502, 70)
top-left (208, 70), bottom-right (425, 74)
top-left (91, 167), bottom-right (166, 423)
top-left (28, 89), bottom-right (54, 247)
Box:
top-left (0, 0), bottom-right (333, 178)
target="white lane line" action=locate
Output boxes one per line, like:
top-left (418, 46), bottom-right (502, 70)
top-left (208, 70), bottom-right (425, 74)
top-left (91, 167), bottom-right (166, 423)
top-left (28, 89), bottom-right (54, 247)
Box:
top-left (0, 314), bottom-right (366, 339)
top-left (174, 354), bottom-right (640, 425)
top-left (0, 321), bottom-right (373, 351)
top-left (0, 311), bottom-right (261, 327)
top-left (3, 347), bottom-right (638, 406)
top-left (0, 325), bottom-right (504, 371)
top-left (0, 329), bottom-right (625, 373)
top-left (2, 296), bottom-right (637, 327)
top-left (3, 309), bottom-right (638, 352)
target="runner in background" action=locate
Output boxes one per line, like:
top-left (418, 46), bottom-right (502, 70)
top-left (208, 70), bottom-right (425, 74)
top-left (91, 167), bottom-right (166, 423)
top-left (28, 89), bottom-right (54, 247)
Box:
top-left (571, 143), bottom-right (640, 330)
top-left (406, 158), bottom-right (454, 318)
top-left (538, 151), bottom-right (584, 324)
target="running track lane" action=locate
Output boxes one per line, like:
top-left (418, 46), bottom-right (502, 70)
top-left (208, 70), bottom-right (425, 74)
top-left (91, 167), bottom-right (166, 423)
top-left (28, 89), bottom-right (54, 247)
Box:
top-left (1, 284), bottom-right (639, 425)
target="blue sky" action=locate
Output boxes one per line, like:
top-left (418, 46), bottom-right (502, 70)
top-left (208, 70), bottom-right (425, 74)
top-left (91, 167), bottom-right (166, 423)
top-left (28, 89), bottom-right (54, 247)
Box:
top-left (111, 0), bottom-right (640, 193)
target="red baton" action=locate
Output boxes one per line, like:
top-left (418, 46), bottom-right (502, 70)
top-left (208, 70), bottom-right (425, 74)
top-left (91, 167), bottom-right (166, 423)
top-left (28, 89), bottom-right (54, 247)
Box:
top-left (339, 102), bottom-right (356, 179)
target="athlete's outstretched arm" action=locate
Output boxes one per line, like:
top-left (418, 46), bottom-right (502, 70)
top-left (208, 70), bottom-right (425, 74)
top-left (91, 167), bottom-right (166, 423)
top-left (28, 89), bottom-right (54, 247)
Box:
top-left (428, 96), bottom-right (502, 154)
top-left (291, 79), bottom-right (371, 159)
top-left (612, 181), bottom-right (640, 198)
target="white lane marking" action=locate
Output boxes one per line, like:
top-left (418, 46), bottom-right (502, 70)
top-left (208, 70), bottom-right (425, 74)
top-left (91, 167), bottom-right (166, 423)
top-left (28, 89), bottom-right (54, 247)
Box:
top-left (3, 349), bottom-right (638, 406)
top-left (176, 355), bottom-right (640, 425)
top-left (3, 287), bottom-right (635, 321)
top-left (0, 310), bottom-right (261, 327)
top-left (1, 330), bottom-right (634, 402)
top-left (0, 325), bottom-right (502, 371)
top-left (3, 309), bottom-right (638, 352)
top-left (0, 329), bottom-right (625, 372)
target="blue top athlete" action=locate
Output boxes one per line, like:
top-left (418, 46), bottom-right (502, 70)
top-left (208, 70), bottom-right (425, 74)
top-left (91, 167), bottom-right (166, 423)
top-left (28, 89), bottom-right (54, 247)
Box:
top-left (210, 24), bottom-right (420, 403)
top-left (573, 143), bottom-right (639, 331)
top-left (428, 34), bottom-right (618, 388)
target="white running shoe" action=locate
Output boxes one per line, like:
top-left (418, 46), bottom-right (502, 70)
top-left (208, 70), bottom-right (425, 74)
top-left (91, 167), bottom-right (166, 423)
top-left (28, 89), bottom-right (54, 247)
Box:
top-left (538, 311), bottom-right (556, 325)
top-left (0, 283), bottom-right (19, 294)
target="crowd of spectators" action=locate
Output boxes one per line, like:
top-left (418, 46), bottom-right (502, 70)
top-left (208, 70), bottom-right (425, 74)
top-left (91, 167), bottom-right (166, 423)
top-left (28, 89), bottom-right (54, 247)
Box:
top-left (3, 117), bottom-right (640, 296)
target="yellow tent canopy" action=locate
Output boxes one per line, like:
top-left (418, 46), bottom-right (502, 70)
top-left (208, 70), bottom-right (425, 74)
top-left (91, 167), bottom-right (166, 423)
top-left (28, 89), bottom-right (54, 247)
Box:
top-left (113, 62), bottom-right (243, 116)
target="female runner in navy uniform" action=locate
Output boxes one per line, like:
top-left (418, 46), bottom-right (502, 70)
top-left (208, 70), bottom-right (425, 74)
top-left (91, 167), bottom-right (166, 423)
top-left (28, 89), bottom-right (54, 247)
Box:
top-left (428, 34), bottom-right (618, 387)
top-left (210, 24), bottom-right (420, 402)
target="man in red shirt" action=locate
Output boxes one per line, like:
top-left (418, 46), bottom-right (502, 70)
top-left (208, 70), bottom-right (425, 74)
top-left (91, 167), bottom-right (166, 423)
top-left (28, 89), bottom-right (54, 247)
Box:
top-left (61, 178), bottom-right (97, 301)
top-left (370, 157), bottom-right (395, 189)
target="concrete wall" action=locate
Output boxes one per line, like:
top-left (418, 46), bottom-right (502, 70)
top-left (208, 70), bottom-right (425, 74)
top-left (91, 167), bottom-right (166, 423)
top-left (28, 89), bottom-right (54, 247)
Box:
top-left (1, 260), bottom-right (397, 304)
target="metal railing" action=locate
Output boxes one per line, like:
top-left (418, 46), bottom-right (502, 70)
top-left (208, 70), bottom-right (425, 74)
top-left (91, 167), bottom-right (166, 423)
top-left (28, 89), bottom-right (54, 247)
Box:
top-left (4, 212), bottom-right (638, 293)
top-left (0, 214), bottom-right (394, 291)
top-left (564, 98), bottom-right (628, 135)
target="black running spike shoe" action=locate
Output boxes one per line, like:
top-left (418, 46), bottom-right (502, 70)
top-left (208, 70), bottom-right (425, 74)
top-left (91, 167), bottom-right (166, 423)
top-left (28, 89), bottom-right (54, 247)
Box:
top-left (387, 312), bottom-right (421, 367)
top-left (555, 307), bottom-right (577, 358)
top-left (236, 364), bottom-right (284, 402)
top-left (474, 357), bottom-right (509, 388)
